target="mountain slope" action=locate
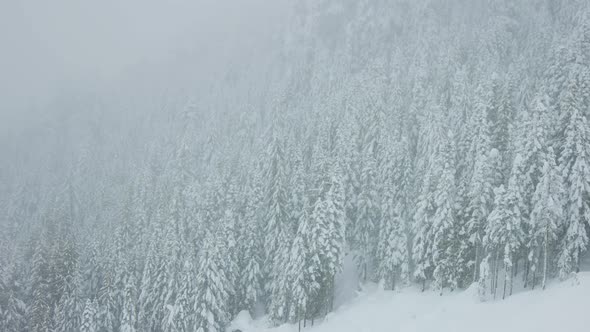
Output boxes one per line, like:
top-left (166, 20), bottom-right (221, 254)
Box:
top-left (232, 272), bottom-right (590, 332)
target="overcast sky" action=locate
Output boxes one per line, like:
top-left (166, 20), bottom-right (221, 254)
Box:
top-left (0, 0), bottom-right (286, 133)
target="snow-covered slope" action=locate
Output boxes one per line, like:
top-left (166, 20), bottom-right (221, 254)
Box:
top-left (231, 272), bottom-right (590, 332)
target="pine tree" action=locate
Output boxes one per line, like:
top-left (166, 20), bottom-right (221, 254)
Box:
top-left (321, 166), bottom-right (346, 309)
top-left (81, 299), bottom-right (97, 332)
top-left (164, 259), bottom-right (194, 332)
top-left (193, 232), bottom-right (230, 332)
top-left (29, 235), bottom-right (52, 332)
top-left (392, 136), bottom-right (416, 278)
top-left (219, 209), bottom-right (239, 316)
top-left (465, 97), bottom-right (494, 282)
top-left (81, 242), bottom-right (100, 300)
top-left (557, 74), bottom-right (590, 277)
top-left (518, 97), bottom-right (549, 223)
top-left (96, 269), bottom-right (115, 332)
top-left (237, 171), bottom-right (264, 316)
top-left (53, 272), bottom-right (83, 332)
top-left (354, 155), bottom-right (379, 282)
top-left (287, 198), bottom-right (319, 329)
top-left (238, 191), bottom-right (263, 316)
top-left (267, 237), bottom-right (292, 324)
top-left (120, 274), bottom-right (137, 332)
top-left (137, 244), bottom-right (157, 331)
top-left (529, 147), bottom-right (563, 289)
top-left (512, 94), bottom-right (552, 286)
top-left (340, 116), bottom-right (363, 258)
top-left (431, 130), bottom-right (459, 293)
top-left (412, 167), bottom-right (436, 290)
top-left (376, 201), bottom-right (408, 291)
top-left (0, 263), bottom-right (26, 332)
top-left (485, 156), bottom-right (525, 299)
top-left (263, 129), bottom-right (293, 323)
top-left (264, 130), bottom-right (290, 266)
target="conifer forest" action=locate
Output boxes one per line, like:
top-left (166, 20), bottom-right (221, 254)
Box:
top-left (1, 1), bottom-right (590, 331)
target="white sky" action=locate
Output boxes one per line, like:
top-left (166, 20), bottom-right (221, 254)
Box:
top-left (0, 0), bottom-right (286, 129)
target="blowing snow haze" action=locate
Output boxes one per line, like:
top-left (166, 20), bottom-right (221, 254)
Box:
top-left (1, 1), bottom-right (590, 332)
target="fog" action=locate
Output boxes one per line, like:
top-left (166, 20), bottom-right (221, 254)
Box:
top-left (1, 2), bottom-right (589, 331)
top-left (0, 0), bottom-right (286, 135)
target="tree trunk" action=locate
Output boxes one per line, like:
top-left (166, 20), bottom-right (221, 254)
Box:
top-left (493, 250), bottom-right (500, 299)
top-left (502, 261), bottom-right (508, 300)
top-left (532, 264), bottom-right (537, 289)
top-left (330, 276), bottom-right (335, 312)
top-left (523, 257), bottom-right (536, 288)
top-left (509, 263), bottom-right (514, 296)
top-left (542, 226), bottom-right (549, 290)
top-left (473, 239), bottom-right (480, 283)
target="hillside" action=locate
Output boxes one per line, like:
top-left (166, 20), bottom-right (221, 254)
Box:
top-left (232, 272), bottom-right (590, 332)
top-left (2, 1), bottom-right (590, 331)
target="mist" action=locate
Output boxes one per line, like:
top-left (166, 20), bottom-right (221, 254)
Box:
top-left (1, 1), bottom-right (589, 332)
top-left (0, 0), bottom-right (285, 134)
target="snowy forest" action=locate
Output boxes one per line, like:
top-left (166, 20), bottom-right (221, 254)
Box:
top-left (1, 0), bottom-right (590, 331)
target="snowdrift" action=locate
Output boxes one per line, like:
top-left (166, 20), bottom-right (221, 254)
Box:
top-left (230, 272), bottom-right (590, 332)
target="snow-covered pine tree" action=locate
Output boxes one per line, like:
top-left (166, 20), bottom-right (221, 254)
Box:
top-left (509, 94), bottom-right (552, 286)
top-left (263, 124), bottom-right (293, 323)
top-left (267, 234), bottom-right (292, 325)
top-left (263, 124), bottom-right (290, 266)
top-left (354, 154), bottom-right (379, 282)
top-left (81, 241), bottom-right (100, 301)
top-left (0, 263), bottom-right (27, 331)
top-left (529, 147), bottom-right (563, 289)
top-left (287, 218), bottom-right (307, 327)
top-left (81, 299), bottom-right (97, 332)
top-left (287, 198), bottom-right (319, 330)
top-left (392, 135), bottom-right (416, 277)
top-left (96, 268), bottom-right (115, 332)
top-left (237, 170), bottom-right (264, 316)
top-left (305, 176), bottom-right (333, 321)
top-left (137, 243), bottom-right (156, 331)
top-left (431, 130), bottom-right (459, 293)
top-left (219, 209), bottom-right (239, 316)
top-left (193, 231), bottom-right (230, 332)
top-left (29, 234), bottom-right (52, 332)
top-left (321, 164), bottom-right (346, 310)
top-left (485, 155), bottom-right (526, 299)
top-left (412, 167), bottom-right (437, 290)
top-left (466, 90), bottom-right (494, 282)
top-left (164, 259), bottom-right (194, 332)
top-left (119, 274), bottom-right (137, 332)
top-left (0, 260), bottom-right (28, 331)
top-left (557, 73), bottom-right (590, 278)
top-left (340, 114), bottom-right (363, 259)
top-left (376, 200), bottom-right (408, 291)
top-left (53, 272), bottom-right (83, 332)
top-left (464, 155), bottom-right (494, 286)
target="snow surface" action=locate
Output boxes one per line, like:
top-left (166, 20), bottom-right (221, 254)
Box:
top-left (230, 272), bottom-right (590, 332)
